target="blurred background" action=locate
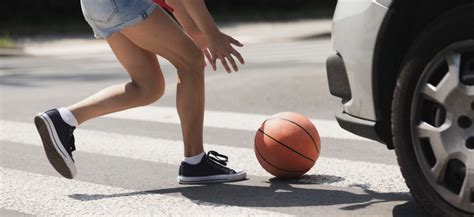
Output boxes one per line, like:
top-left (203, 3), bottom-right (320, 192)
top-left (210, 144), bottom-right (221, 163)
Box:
top-left (0, 0), bottom-right (335, 40)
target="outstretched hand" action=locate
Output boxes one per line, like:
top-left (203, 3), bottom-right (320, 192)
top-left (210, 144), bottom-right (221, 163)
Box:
top-left (208, 32), bottom-right (245, 73)
top-left (188, 31), bottom-right (212, 68)
top-left (189, 31), bottom-right (245, 73)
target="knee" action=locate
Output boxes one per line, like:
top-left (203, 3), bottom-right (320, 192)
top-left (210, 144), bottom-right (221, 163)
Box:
top-left (132, 78), bottom-right (165, 106)
top-left (174, 46), bottom-right (205, 77)
top-left (137, 84), bottom-right (165, 106)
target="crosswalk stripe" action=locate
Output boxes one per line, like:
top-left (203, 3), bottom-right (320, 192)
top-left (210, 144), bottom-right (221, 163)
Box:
top-left (242, 47), bottom-right (331, 56)
top-left (57, 53), bottom-right (329, 64)
top-left (0, 167), bottom-right (287, 216)
top-left (56, 48), bottom-right (331, 58)
top-left (103, 106), bottom-right (369, 141)
top-left (245, 57), bottom-right (326, 64)
top-left (243, 51), bottom-right (331, 58)
top-left (241, 40), bottom-right (331, 50)
top-left (0, 120), bottom-right (407, 193)
top-left (51, 40), bottom-right (331, 64)
top-left (57, 52), bottom-right (330, 64)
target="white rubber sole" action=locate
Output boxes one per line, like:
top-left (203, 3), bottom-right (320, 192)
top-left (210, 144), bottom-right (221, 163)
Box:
top-left (178, 170), bottom-right (247, 184)
top-left (34, 113), bottom-right (77, 179)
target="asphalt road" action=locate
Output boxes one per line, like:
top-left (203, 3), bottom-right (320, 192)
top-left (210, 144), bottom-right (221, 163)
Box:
top-left (0, 38), bottom-right (428, 216)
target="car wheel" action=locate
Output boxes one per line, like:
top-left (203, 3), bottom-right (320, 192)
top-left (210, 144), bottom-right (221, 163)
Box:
top-left (392, 4), bottom-right (474, 217)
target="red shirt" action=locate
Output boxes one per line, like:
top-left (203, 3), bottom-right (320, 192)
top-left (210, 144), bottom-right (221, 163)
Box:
top-left (154, 0), bottom-right (175, 13)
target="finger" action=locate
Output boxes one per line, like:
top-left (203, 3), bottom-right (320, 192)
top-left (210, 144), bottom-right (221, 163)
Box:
top-left (219, 55), bottom-right (231, 73)
top-left (201, 50), bottom-right (207, 67)
top-left (231, 48), bottom-right (245, 65)
top-left (204, 50), bottom-right (216, 71)
top-left (229, 36), bottom-right (244, 47)
top-left (225, 53), bottom-right (238, 72)
top-left (211, 52), bottom-right (218, 71)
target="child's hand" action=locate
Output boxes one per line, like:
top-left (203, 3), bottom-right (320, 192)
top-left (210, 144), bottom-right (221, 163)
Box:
top-left (208, 32), bottom-right (245, 73)
top-left (188, 31), bottom-right (213, 69)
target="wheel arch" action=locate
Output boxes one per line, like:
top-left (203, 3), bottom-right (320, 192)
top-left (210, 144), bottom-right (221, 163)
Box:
top-left (371, 0), bottom-right (473, 149)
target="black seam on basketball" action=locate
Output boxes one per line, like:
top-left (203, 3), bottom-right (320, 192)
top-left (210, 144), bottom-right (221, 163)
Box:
top-left (257, 128), bottom-right (315, 162)
top-left (254, 141), bottom-right (309, 173)
top-left (265, 118), bottom-right (320, 154)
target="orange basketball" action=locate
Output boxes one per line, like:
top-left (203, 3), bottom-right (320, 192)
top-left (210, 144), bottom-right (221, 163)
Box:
top-left (254, 112), bottom-right (321, 178)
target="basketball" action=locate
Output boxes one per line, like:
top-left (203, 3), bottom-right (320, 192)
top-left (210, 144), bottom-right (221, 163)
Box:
top-left (254, 112), bottom-right (321, 178)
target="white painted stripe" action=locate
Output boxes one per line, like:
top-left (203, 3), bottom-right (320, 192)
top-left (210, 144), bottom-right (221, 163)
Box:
top-left (52, 41), bottom-right (331, 65)
top-left (52, 53), bottom-right (328, 68)
top-left (104, 106), bottom-right (369, 141)
top-left (0, 167), bottom-right (287, 216)
top-left (77, 62), bottom-right (123, 70)
top-left (245, 56), bottom-right (329, 62)
top-left (241, 40), bottom-right (331, 49)
top-left (243, 51), bottom-right (331, 58)
top-left (0, 120), bottom-right (406, 193)
top-left (56, 50), bottom-right (331, 61)
top-left (242, 44), bottom-right (331, 52)
top-left (246, 57), bottom-right (326, 64)
top-left (56, 51), bottom-right (331, 64)
top-left (242, 48), bottom-right (331, 56)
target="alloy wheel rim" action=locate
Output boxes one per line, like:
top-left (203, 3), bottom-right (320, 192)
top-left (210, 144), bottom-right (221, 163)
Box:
top-left (411, 40), bottom-right (474, 213)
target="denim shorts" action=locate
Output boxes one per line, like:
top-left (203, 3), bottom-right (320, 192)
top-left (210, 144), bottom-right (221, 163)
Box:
top-left (80, 0), bottom-right (158, 39)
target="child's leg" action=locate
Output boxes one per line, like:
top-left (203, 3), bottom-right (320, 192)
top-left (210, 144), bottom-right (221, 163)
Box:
top-left (68, 33), bottom-right (165, 125)
top-left (120, 8), bottom-right (206, 157)
top-left (35, 33), bottom-right (165, 179)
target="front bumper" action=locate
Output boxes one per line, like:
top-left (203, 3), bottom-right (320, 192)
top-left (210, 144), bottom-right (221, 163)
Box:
top-left (336, 109), bottom-right (385, 143)
top-left (326, 53), bottom-right (386, 143)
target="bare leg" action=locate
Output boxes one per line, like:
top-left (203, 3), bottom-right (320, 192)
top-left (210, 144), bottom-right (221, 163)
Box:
top-left (68, 33), bottom-right (165, 125)
top-left (120, 8), bottom-right (205, 157)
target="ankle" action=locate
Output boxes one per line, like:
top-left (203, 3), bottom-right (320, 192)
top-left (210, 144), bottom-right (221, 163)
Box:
top-left (57, 107), bottom-right (79, 127)
top-left (184, 151), bottom-right (205, 165)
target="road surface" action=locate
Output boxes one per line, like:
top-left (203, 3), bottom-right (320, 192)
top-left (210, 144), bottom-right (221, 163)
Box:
top-left (0, 37), bottom-right (427, 216)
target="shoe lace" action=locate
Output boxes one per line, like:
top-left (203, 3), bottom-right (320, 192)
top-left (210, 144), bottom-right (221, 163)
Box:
top-left (208, 151), bottom-right (228, 165)
top-left (206, 151), bottom-right (232, 173)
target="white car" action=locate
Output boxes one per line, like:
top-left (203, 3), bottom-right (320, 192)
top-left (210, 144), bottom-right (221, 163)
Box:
top-left (326, 0), bottom-right (473, 216)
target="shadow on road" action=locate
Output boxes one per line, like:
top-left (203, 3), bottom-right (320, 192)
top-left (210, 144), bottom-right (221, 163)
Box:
top-left (392, 200), bottom-right (428, 217)
top-left (69, 174), bottom-right (427, 216)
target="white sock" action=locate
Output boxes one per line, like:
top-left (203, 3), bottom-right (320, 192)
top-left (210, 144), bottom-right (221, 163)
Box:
top-left (184, 152), bottom-right (205, 165)
top-left (57, 107), bottom-right (79, 127)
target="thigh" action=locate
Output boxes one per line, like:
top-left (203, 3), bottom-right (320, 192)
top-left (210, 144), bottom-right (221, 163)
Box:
top-left (119, 7), bottom-right (202, 68)
top-left (106, 32), bottom-right (164, 87)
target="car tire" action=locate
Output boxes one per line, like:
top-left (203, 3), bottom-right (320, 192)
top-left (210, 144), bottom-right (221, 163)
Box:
top-left (392, 4), bottom-right (474, 217)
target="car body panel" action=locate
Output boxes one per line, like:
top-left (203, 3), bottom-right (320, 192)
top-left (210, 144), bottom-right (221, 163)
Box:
top-left (331, 0), bottom-right (392, 120)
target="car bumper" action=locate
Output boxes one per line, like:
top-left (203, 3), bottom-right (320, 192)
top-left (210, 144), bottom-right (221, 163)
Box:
top-left (336, 109), bottom-right (385, 143)
top-left (327, 54), bottom-right (386, 143)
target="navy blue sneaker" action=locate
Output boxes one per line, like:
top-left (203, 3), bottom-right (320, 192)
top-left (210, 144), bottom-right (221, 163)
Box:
top-left (178, 151), bottom-right (247, 184)
top-left (34, 109), bottom-right (77, 179)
